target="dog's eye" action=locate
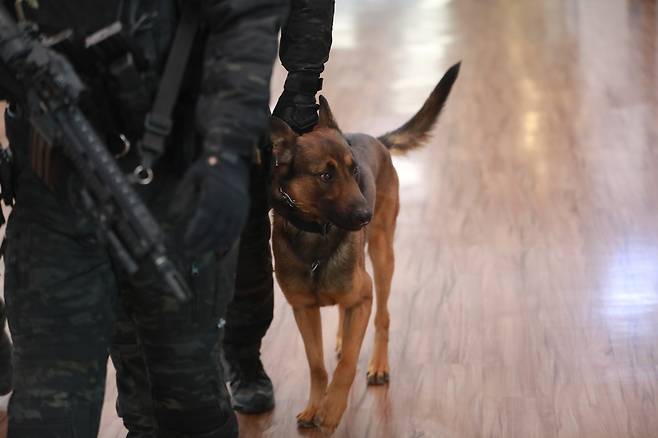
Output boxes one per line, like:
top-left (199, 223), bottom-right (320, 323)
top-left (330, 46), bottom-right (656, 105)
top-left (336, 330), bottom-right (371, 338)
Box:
top-left (352, 165), bottom-right (359, 176)
top-left (320, 171), bottom-right (333, 182)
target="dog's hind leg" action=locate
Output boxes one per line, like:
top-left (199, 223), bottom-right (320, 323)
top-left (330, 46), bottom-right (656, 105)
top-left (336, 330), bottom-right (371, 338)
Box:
top-left (366, 213), bottom-right (396, 385)
top-left (292, 306), bottom-right (328, 428)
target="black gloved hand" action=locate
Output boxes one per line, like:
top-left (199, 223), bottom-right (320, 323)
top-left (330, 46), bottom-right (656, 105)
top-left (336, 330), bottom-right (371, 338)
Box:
top-left (273, 72), bottom-right (323, 134)
top-left (181, 153), bottom-right (250, 255)
top-left (273, 90), bottom-right (319, 134)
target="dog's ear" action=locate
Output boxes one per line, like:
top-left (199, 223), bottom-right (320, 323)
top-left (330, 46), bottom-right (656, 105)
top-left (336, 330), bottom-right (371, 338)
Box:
top-left (270, 116), bottom-right (297, 165)
top-left (316, 95), bottom-right (341, 131)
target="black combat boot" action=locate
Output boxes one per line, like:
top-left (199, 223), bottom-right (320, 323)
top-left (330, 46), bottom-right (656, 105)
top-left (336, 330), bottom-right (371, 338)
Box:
top-left (224, 348), bottom-right (274, 414)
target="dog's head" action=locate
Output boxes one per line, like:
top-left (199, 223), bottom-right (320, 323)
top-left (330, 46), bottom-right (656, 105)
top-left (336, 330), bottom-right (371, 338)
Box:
top-left (270, 96), bottom-right (372, 231)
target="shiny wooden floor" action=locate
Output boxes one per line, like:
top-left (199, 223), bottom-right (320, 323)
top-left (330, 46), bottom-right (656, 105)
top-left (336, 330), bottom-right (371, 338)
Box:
top-left (90, 0), bottom-right (656, 436)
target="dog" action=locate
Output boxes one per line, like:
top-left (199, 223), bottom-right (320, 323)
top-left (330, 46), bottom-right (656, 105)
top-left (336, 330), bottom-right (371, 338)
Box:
top-left (269, 63), bottom-right (460, 434)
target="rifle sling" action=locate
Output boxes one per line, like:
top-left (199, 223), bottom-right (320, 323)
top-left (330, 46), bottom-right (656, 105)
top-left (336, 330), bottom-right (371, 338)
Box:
top-left (139, 3), bottom-right (200, 171)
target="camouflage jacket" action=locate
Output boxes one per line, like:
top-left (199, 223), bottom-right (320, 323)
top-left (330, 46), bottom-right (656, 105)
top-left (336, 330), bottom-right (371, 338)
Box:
top-left (280, 0), bottom-right (335, 77)
top-left (0, 0), bottom-right (334, 163)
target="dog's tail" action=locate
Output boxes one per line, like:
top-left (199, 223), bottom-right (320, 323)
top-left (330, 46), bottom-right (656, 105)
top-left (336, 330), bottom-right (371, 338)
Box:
top-left (378, 62), bottom-right (460, 153)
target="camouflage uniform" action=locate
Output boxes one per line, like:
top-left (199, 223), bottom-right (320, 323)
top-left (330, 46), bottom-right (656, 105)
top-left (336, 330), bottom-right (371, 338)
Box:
top-left (1, 0), bottom-right (285, 437)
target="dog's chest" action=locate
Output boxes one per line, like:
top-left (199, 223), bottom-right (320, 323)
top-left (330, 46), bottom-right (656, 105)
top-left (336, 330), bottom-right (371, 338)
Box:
top-left (308, 237), bottom-right (357, 292)
top-left (275, 228), bottom-right (363, 299)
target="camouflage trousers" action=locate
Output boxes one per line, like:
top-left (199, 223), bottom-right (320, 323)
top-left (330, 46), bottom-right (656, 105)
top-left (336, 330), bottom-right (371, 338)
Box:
top-left (3, 164), bottom-right (240, 438)
top-left (112, 158), bottom-right (275, 438)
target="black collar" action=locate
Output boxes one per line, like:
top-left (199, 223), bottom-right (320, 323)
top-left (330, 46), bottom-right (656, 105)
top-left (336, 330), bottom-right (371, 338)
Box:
top-left (285, 213), bottom-right (332, 235)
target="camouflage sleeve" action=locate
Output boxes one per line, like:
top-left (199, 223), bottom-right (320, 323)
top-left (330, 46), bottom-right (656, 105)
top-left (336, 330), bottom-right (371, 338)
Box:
top-left (279, 0), bottom-right (335, 76)
top-left (196, 0), bottom-right (287, 161)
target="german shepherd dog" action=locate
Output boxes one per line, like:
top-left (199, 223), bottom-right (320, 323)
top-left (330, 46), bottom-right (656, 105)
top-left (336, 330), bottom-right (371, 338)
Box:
top-left (269, 63), bottom-right (460, 433)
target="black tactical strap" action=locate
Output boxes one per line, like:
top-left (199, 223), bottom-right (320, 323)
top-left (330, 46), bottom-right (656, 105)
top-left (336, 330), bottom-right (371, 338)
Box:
top-left (140, 3), bottom-right (200, 170)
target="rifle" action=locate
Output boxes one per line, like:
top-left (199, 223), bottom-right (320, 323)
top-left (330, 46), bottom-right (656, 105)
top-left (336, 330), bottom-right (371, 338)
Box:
top-left (0, 6), bottom-right (191, 302)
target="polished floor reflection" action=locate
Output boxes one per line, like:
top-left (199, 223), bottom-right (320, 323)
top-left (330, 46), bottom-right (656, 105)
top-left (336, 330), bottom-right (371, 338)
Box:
top-left (100, 0), bottom-right (658, 437)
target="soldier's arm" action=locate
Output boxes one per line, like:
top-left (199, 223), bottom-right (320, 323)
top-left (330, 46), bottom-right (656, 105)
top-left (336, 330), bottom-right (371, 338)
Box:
top-left (197, 0), bottom-right (287, 161)
top-left (273, 0), bottom-right (335, 133)
top-left (180, 0), bottom-right (286, 254)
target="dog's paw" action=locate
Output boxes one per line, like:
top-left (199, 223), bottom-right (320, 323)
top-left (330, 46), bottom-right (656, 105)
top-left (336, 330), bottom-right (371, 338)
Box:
top-left (367, 360), bottom-right (390, 385)
top-left (313, 396), bottom-right (347, 435)
top-left (297, 406), bottom-right (320, 428)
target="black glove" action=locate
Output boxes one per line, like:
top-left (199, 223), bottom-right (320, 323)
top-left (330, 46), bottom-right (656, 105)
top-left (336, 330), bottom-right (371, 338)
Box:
top-left (273, 72), bottom-right (323, 134)
top-left (181, 153), bottom-right (250, 255)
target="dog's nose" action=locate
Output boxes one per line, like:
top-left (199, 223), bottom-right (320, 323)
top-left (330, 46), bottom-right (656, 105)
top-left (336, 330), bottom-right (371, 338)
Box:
top-left (354, 209), bottom-right (372, 226)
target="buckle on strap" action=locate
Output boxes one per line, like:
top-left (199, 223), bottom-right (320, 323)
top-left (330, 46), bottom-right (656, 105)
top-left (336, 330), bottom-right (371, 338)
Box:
top-left (139, 113), bottom-right (171, 172)
top-left (144, 113), bottom-right (172, 138)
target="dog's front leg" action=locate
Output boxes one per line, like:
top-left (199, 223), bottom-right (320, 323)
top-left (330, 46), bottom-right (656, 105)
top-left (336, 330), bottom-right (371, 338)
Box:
top-left (315, 293), bottom-right (373, 434)
top-left (292, 305), bottom-right (328, 427)
top-left (335, 305), bottom-right (345, 358)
